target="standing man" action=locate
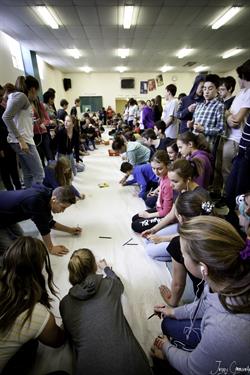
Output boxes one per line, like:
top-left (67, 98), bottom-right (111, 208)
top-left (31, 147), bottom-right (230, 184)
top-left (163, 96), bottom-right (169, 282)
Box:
top-left (0, 185), bottom-right (81, 256)
top-left (161, 84), bottom-right (179, 140)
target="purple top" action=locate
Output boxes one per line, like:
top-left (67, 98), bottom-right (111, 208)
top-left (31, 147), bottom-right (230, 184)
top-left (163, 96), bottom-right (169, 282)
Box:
top-left (142, 106), bottom-right (154, 129)
top-left (189, 150), bottom-right (213, 189)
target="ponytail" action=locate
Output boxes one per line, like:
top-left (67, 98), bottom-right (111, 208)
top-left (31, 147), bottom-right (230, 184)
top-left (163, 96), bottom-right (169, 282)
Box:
top-left (15, 75), bottom-right (39, 96)
top-left (169, 158), bottom-right (202, 180)
top-left (177, 132), bottom-right (210, 153)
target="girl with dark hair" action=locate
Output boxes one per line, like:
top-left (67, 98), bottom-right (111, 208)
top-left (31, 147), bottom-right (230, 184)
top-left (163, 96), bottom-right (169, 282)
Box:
top-left (159, 189), bottom-right (213, 308)
top-left (0, 236), bottom-right (65, 374)
top-left (166, 141), bottom-right (179, 164)
top-left (153, 95), bottom-right (163, 122)
top-left (177, 132), bottom-right (213, 188)
top-left (3, 75), bottom-right (44, 188)
top-left (60, 250), bottom-right (152, 375)
top-left (152, 216), bottom-right (250, 375)
top-left (131, 151), bottom-right (173, 233)
top-left (56, 115), bottom-right (81, 175)
top-left (143, 159), bottom-right (205, 261)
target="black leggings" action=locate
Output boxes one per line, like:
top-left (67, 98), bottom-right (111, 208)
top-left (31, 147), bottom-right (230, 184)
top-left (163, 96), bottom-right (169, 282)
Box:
top-left (131, 208), bottom-right (161, 233)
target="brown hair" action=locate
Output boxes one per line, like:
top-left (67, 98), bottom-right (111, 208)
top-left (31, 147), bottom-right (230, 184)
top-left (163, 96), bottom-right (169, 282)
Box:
top-left (32, 96), bottom-right (45, 121)
top-left (15, 75), bottom-right (39, 96)
top-left (177, 132), bottom-right (210, 153)
top-left (179, 216), bottom-right (250, 313)
top-left (68, 249), bottom-right (96, 285)
top-left (54, 157), bottom-right (72, 186)
top-left (168, 158), bottom-right (202, 180)
top-left (175, 189), bottom-right (213, 218)
top-left (151, 150), bottom-right (169, 166)
top-left (0, 236), bottom-right (56, 335)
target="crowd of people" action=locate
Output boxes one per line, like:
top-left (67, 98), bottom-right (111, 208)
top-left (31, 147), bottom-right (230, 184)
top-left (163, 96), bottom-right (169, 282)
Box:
top-left (0, 58), bottom-right (250, 375)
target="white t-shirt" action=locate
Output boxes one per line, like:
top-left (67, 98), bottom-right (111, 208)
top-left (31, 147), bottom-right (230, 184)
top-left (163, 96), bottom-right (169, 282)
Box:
top-left (128, 105), bottom-right (138, 122)
top-left (0, 303), bottom-right (50, 371)
top-left (162, 98), bottom-right (179, 139)
top-left (229, 88), bottom-right (250, 143)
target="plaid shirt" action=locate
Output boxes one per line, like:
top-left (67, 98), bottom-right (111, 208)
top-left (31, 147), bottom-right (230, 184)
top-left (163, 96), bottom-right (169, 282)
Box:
top-left (193, 98), bottom-right (225, 137)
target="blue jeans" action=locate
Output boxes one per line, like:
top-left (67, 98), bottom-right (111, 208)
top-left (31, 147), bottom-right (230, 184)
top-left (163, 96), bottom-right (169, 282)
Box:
top-left (144, 224), bottom-right (178, 261)
top-left (10, 143), bottom-right (44, 188)
top-left (162, 316), bottom-right (201, 350)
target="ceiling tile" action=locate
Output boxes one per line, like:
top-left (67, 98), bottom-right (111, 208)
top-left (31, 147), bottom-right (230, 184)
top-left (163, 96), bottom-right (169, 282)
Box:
top-left (77, 6), bottom-right (99, 25)
top-left (98, 6), bottom-right (118, 26)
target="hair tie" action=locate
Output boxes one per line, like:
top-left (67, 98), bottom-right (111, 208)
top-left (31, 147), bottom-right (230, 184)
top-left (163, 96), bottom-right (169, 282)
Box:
top-left (201, 201), bottom-right (214, 214)
top-left (190, 160), bottom-right (196, 169)
top-left (240, 239), bottom-right (250, 260)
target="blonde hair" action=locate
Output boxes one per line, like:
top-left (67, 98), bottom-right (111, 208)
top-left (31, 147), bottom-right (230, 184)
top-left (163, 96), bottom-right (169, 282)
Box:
top-left (179, 216), bottom-right (250, 313)
top-left (68, 249), bottom-right (96, 285)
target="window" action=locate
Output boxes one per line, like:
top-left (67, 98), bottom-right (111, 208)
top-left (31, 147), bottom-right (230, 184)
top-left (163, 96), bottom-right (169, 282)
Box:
top-left (36, 55), bottom-right (44, 80)
top-left (4, 32), bottom-right (24, 71)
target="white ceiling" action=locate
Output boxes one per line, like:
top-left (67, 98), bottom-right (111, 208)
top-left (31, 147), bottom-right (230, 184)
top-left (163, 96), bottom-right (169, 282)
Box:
top-left (0, 0), bottom-right (249, 73)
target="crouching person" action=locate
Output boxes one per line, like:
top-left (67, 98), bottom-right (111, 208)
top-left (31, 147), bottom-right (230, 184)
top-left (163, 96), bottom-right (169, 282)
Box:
top-left (60, 249), bottom-right (153, 375)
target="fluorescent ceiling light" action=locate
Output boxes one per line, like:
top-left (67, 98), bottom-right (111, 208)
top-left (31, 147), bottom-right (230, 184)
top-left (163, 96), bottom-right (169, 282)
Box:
top-left (116, 66), bottom-right (127, 73)
top-left (160, 65), bottom-right (174, 72)
top-left (177, 48), bottom-right (193, 59)
top-left (80, 66), bottom-right (93, 73)
top-left (66, 48), bottom-right (81, 59)
top-left (211, 7), bottom-right (241, 30)
top-left (33, 6), bottom-right (61, 29)
top-left (222, 48), bottom-right (243, 59)
top-left (118, 48), bottom-right (129, 58)
top-left (123, 6), bottom-right (134, 29)
top-left (194, 65), bottom-right (209, 73)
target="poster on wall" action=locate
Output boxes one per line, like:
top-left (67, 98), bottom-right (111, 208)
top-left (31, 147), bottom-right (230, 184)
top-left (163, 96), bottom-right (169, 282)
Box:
top-left (148, 79), bottom-right (156, 91)
top-left (156, 74), bottom-right (164, 87)
top-left (140, 81), bottom-right (148, 94)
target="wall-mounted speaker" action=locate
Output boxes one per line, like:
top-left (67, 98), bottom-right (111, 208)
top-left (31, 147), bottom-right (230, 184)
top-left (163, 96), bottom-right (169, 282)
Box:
top-left (63, 78), bottom-right (72, 91)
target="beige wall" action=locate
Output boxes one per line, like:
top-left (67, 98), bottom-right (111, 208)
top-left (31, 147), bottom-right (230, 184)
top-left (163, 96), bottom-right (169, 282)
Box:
top-left (60, 71), bottom-right (198, 110)
top-left (36, 56), bottom-right (65, 109)
top-left (0, 31), bottom-right (24, 85)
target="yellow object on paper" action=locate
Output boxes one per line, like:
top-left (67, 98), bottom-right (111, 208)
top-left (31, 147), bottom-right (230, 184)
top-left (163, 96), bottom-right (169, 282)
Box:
top-left (98, 182), bottom-right (109, 188)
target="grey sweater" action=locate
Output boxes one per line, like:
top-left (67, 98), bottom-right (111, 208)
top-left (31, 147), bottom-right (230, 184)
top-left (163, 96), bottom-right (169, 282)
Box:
top-left (60, 267), bottom-right (152, 375)
top-left (163, 285), bottom-right (250, 374)
top-left (3, 91), bottom-right (34, 144)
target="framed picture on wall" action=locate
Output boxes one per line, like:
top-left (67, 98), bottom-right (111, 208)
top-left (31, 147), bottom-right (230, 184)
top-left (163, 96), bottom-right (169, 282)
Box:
top-left (140, 81), bottom-right (148, 94)
top-left (156, 74), bottom-right (164, 87)
top-left (148, 79), bottom-right (156, 91)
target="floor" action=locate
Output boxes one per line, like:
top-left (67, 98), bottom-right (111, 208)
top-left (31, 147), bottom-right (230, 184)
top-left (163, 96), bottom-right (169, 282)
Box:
top-left (28, 141), bottom-right (172, 374)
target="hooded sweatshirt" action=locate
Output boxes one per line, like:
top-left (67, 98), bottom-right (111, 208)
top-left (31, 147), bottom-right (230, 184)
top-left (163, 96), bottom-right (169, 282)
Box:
top-left (189, 149), bottom-right (213, 189)
top-left (60, 267), bottom-right (152, 375)
top-left (177, 75), bottom-right (205, 133)
top-left (163, 285), bottom-right (250, 375)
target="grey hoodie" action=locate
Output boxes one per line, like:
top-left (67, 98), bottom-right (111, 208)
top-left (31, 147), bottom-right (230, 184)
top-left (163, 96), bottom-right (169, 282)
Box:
top-left (60, 267), bottom-right (152, 375)
top-left (163, 285), bottom-right (250, 375)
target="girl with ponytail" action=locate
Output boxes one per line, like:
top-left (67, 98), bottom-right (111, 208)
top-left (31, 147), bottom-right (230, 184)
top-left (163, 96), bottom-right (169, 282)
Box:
top-left (151, 216), bottom-right (250, 375)
top-left (3, 75), bottom-right (44, 187)
top-left (177, 132), bottom-right (213, 189)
